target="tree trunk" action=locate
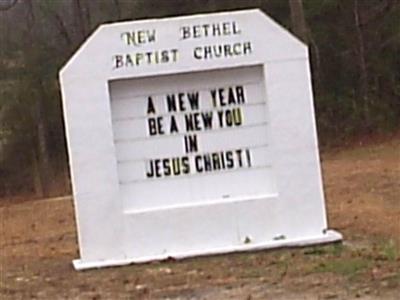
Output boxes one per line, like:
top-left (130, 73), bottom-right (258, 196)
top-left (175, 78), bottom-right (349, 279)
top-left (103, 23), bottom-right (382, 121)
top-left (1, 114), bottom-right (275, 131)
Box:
top-left (32, 147), bottom-right (44, 198)
top-left (308, 32), bottom-right (322, 95)
top-left (0, 0), bottom-right (17, 11)
top-left (53, 12), bottom-right (73, 46)
top-left (113, 0), bottom-right (121, 19)
top-left (73, 0), bottom-right (87, 41)
top-left (63, 160), bottom-right (71, 195)
top-left (353, 0), bottom-right (369, 126)
top-left (25, 0), bottom-right (54, 197)
top-left (289, 0), bottom-right (322, 94)
top-left (82, 0), bottom-right (92, 34)
top-left (289, 0), bottom-right (308, 43)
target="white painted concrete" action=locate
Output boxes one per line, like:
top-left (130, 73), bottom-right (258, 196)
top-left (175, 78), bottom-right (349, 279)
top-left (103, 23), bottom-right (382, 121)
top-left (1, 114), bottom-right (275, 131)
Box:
top-left (60, 9), bottom-right (341, 270)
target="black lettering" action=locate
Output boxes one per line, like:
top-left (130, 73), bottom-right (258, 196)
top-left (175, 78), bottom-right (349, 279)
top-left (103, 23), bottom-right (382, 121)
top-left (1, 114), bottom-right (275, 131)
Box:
top-left (203, 154), bottom-right (212, 171)
top-left (157, 117), bottom-right (165, 135)
top-left (236, 86), bottom-right (245, 103)
top-left (193, 113), bottom-right (201, 130)
top-left (135, 52), bottom-right (143, 65)
top-left (217, 110), bottom-right (224, 128)
top-left (161, 50), bottom-right (169, 63)
top-left (243, 42), bottom-right (252, 54)
top-left (121, 32), bottom-right (135, 46)
top-left (172, 158), bottom-right (181, 175)
top-left (212, 23), bottom-right (222, 36)
top-left (169, 116), bottom-right (179, 133)
top-left (153, 51), bottom-right (159, 64)
top-left (222, 22), bottom-right (231, 35)
top-left (228, 87), bottom-right (236, 105)
top-left (113, 55), bottom-right (123, 69)
top-left (184, 134), bottom-right (198, 153)
top-left (236, 149), bottom-right (243, 167)
top-left (212, 153), bottom-right (221, 170)
top-left (187, 92), bottom-right (199, 110)
top-left (178, 93), bottom-right (186, 111)
top-left (202, 111), bottom-right (213, 130)
top-left (220, 152), bottom-right (226, 169)
top-left (137, 30), bottom-right (145, 44)
top-left (213, 45), bottom-right (223, 58)
top-left (182, 156), bottom-right (190, 174)
top-left (245, 149), bottom-right (252, 167)
top-left (195, 155), bottom-right (203, 172)
top-left (226, 151), bottom-right (234, 168)
top-left (171, 49), bottom-right (178, 62)
top-left (225, 110), bottom-right (233, 126)
top-left (181, 26), bottom-right (191, 39)
top-left (233, 108), bottom-right (243, 126)
top-left (154, 159), bottom-right (162, 177)
top-left (203, 45), bottom-right (212, 59)
top-left (147, 117), bottom-right (164, 136)
top-left (194, 47), bottom-right (202, 59)
top-left (148, 118), bottom-right (157, 136)
top-left (232, 22), bottom-right (241, 34)
top-left (163, 159), bottom-right (171, 176)
top-left (210, 45), bottom-right (223, 58)
top-left (147, 97), bottom-right (156, 114)
top-left (218, 88), bottom-right (226, 106)
top-left (224, 44), bottom-right (233, 57)
top-left (125, 54), bottom-right (134, 67)
top-left (146, 160), bottom-right (155, 178)
top-left (233, 42), bottom-right (242, 55)
top-left (166, 94), bottom-right (176, 112)
top-left (148, 30), bottom-right (156, 42)
top-left (193, 25), bottom-right (201, 38)
top-left (210, 89), bottom-right (217, 107)
top-left (145, 52), bottom-right (153, 63)
top-left (184, 113), bottom-right (201, 131)
top-left (185, 114), bottom-right (194, 131)
top-left (202, 24), bottom-right (210, 36)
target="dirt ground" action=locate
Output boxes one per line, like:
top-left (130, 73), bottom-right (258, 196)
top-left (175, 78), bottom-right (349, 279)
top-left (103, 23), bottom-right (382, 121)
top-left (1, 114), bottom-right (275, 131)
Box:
top-left (1, 137), bottom-right (399, 299)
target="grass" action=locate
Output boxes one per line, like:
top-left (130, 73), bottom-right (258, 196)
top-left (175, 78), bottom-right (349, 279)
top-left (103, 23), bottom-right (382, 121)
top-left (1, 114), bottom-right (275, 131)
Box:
top-left (379, 239), bottom-right (399, 262)
top-left (314, 258), bottom-right (370, 278)
top-left (386, 272), bottom-right (400, 289)
top-left (306, 240), bottom-right (400, 283)
top-left (303, 243), bottom-right (344, 257)
top-left (303, 244), bottom-right (372, 279)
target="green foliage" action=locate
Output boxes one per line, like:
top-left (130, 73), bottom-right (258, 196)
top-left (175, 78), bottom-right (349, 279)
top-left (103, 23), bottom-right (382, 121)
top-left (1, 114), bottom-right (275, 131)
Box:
top-left (379, 240), bottom-right (399, 262)
top-left (303, 243), bottom-right (344, 257)
top-left (314, 258), bottom-right (370, 277)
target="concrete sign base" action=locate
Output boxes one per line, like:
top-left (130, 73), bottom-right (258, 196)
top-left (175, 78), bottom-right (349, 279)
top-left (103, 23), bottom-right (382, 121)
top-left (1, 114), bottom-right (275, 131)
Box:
top-left (73, 229), bottom-right (341, 270)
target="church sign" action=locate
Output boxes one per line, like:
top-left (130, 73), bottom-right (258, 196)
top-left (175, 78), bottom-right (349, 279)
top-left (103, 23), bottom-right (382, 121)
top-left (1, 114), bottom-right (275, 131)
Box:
top-left (60, 9), bottom-right (341, 270)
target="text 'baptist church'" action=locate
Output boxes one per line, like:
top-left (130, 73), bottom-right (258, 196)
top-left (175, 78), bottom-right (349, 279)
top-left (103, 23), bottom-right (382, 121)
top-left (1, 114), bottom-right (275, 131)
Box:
top-left (113, 21), bottom-right (253, 69)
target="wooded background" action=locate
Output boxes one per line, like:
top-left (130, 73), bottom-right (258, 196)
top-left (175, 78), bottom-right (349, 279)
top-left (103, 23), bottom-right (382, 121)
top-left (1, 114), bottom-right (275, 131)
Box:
top-left (0, 0), bottom-right (399, 199)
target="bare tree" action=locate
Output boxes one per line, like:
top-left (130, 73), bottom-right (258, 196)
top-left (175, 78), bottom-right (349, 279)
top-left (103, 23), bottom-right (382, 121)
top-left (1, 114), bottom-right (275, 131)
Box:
top-left (289, 0), bottom-right (308, 43)
top-left (289, 0), bottom-right (322, 93)
top-left (0, 0), bottom-right (17, 11)
top-left (24, 0), bottom-right (54, 197)
top-left (353, 0), bottom-right (369, 123)
top-left (113, 0), bottom-right (121, 19)
top-left (73, 0), bottom-right (87, 41)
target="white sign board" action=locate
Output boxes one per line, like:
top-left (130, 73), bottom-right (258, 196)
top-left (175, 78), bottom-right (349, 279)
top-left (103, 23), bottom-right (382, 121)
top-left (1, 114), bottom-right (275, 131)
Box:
top-left (60, 9), bottom-right (341, 270)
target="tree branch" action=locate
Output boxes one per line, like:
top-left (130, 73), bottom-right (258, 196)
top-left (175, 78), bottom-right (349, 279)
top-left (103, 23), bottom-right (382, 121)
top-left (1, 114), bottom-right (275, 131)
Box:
top-left (360, 0), bottom-right (399, 26)
top-left (0, 0), bottom-right (17, 11)
top-left (52, 12), bottom-right (73, 46)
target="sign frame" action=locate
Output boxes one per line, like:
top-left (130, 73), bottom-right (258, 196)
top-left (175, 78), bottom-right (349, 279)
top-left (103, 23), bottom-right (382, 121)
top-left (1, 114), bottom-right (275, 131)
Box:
top-left (60, 9), bottom-right (341, 270)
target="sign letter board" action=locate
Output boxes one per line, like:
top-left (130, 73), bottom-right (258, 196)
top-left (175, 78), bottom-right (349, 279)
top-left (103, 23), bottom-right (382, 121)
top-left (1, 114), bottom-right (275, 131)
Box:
top-left (60, 10), bottom-right (342, 270)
